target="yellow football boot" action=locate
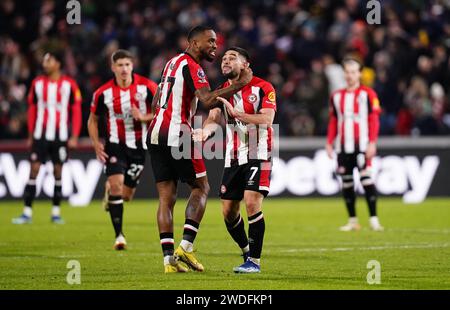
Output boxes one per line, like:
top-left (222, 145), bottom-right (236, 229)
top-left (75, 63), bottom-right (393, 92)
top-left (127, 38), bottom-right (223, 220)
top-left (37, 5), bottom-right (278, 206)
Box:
top-left (174, 246), bottom-right (204, 272)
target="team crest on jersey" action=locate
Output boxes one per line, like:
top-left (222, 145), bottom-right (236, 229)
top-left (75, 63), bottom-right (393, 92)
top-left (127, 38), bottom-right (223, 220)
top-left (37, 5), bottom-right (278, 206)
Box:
top-left (220, 185), bottom-right (227, 194)
top-left (248, 94), bottom-right (257, 103)
top-left (110, 156), bottom-right (117, 164)
top-left (134, 92), bottom-right (143, 101)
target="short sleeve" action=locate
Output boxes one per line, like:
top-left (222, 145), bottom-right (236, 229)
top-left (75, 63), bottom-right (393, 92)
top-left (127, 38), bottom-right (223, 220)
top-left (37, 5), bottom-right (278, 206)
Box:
top-left (367, 88), bottom-right (381, 113)
top-left (90, 89), bottom-right (104, 115)
top-left (260, 82), bottom-right (277, 111)
top-left (182, 61), bottom-right (210, 93)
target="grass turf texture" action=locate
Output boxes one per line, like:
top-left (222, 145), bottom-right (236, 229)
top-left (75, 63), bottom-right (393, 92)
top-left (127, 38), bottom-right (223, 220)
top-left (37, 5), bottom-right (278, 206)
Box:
top-left (0, 198), bottom-right (449, 290)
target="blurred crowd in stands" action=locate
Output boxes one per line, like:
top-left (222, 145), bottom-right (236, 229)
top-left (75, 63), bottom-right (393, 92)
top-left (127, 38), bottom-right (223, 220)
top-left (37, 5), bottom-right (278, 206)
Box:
top-left (1, 0), bottom-right (450, 139)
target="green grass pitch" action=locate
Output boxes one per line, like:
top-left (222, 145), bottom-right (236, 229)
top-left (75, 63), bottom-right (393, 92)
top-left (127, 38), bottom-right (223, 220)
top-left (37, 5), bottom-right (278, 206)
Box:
top-left (0, 198), bottom-right (449, 290)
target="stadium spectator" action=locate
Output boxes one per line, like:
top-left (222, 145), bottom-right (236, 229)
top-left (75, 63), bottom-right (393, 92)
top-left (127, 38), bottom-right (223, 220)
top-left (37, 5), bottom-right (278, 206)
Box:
top-left (1, 0), bottom-right (450, 139)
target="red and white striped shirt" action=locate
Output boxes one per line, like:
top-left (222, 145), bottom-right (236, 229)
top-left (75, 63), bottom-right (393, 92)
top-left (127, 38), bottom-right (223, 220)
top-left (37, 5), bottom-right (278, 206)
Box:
top-left (28, 75), bottom-right (82, 141)
top-left (327, 85), bottom-right (381, 154)
top-left (149, 53), bottom-right (210, 147)
top-left (90, 74), bottom-right (157, 149)
top-left (222, 77), bottom-right (277, 167)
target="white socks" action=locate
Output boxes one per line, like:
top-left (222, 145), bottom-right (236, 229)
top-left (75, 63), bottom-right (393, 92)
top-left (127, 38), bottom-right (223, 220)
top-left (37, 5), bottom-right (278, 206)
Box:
top-left (180, 240), bottom-right (193, 253)
top-left (370, 216), bottom-right (380, 227)
top-left (23, 206), bottom-right (61, 217)
top-left (52, 206), bottom-right (61, 217)
top-left (349, 217), bottom-right (359, 224)
top-left (23, 206), bottom-right (32, 217)
top-left (249, 257), bottom-right (260, 265)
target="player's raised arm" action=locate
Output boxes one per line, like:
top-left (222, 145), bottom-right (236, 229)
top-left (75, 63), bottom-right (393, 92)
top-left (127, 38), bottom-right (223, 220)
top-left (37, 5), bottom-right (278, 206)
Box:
top-left (195, 67), bottom-right (253, 108)
top-left (219, 97), bottom-right (275, 126)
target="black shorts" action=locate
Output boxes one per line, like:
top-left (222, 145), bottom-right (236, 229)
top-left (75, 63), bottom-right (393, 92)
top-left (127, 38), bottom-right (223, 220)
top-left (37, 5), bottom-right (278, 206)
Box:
top-left (336, 152), bottom-right (372, 176)
top-left (148, 144), bottom-right (206, 184)
top-left (219, 160), bottom-right (272, 201)
top-left (104, 143), bottom-right (146, 188)
top-left (30, 139), bottom-right (68, 164)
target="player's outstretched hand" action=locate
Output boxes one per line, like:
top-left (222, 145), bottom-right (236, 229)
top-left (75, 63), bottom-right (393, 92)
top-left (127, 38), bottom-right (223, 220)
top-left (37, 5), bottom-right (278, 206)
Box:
top-left (68, 137), bottom-right (78, 149)
top-left (192, 128), bottom-right (211, 142)
top-left (94, 142), bottom-right (108, 163)
top-left (131, 106), bottom-right (142, 121)
top-left (217, 97), bottom-right (237, 118)
top-left (236, 67), bottom-right (253, 87)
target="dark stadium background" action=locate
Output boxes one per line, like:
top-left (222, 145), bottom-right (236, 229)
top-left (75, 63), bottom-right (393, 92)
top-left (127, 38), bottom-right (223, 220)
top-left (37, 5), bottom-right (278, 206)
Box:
top-left (1, 0), bottom-right (449, 139)
top-left (0, 0), bottom-right (449, 204)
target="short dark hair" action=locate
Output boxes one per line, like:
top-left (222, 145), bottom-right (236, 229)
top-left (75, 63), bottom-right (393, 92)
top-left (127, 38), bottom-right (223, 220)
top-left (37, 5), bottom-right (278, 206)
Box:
top-left (187, 25), bottom-right (213, 42)
top-left (111, 49), bottom-right (133, 63)
top-left (47, 50), bottom-right (64, 66)
top-left (227, 46), bottom-right (250, 62)
top-left (342, 56), bottom-right (363, 71)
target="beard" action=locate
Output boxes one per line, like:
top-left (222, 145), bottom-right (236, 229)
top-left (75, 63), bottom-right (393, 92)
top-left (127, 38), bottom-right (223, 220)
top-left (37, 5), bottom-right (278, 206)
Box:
top-left (223, 70), bottom-right (239, 79)
top-left (200, 49), bottom-right (215, 62)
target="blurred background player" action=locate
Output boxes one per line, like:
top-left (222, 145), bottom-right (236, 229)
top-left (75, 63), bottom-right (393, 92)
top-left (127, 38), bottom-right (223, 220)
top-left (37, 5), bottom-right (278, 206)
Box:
top-left (148, 26), bottom-right (253, 273)
top-left (88, 49), bottom-right (157, 250)
top-left (12, 51), bottom-right (82, 225)
top-left (193, 47), bottom-right (276, 273)
top-left (326, 56), bottom-right (383, 232)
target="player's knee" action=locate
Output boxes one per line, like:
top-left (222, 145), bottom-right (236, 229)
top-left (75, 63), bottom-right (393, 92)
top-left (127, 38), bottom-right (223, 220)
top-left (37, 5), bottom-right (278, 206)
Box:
top-left (245, 200), bottom-right (261, 215)
top-left (53, 165), bottom-right (62, 179)
top-left (222, 207), bottom-right (238, 222)
top-left (30, 163), bottom-right (41, 178)
top-left (109, 182), bottom-right (123, 196)
top-left (159, 193), bottom-right (177, 209)
top-left (195, 180), bottom-right (210, 197)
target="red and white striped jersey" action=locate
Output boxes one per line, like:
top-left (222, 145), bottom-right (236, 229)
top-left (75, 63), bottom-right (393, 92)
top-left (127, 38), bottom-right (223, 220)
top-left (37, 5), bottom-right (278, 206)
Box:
top-left (90, 74), bottom-right (157, 149)
top-left (149, 53), bottom-right (210, 147)
top-left (28, 75), bottom-right (82, 141)
top-left (327, 85), bottom-right (381, 154)
top-left (221, 77), bottom-right (277, 167)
